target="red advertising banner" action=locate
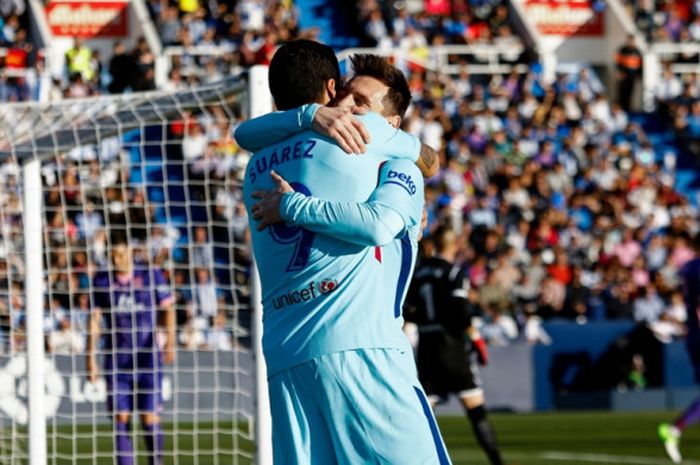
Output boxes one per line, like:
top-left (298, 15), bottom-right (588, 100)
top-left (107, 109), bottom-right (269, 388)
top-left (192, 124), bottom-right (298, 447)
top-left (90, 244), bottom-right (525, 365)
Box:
top-left (524, 0), bottom-right (604, 36)
top-left (424, 0), bottom-right (451, 16)
top-left (45, 1), bottom-right (128, 38)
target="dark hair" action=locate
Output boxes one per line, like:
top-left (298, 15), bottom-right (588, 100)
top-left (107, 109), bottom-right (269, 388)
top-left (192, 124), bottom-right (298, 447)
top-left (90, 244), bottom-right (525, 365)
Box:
top-left (110, 230), bottom-right (129, 247)
top-left (268, 40), bottom-right (340, 110)
top-left (349, 54), bottom-right (411, 118)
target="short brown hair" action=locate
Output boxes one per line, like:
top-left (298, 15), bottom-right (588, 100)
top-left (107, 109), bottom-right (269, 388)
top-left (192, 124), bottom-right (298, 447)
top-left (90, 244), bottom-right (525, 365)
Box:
top-left (349, 54), bottom-right (411, 119)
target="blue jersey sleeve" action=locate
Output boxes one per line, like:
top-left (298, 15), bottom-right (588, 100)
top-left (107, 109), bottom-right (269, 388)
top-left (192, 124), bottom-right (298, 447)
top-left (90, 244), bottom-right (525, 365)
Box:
top-left (235, 108), bottom-right (420, 164)
top-left (279, 159), bottom-right (424, 246)
top-left (234, 104), bottom-right (319, 152)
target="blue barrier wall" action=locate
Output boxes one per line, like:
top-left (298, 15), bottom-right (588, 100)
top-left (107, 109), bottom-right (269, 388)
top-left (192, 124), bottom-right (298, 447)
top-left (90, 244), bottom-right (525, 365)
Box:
top-left (424, 322), bottom-right (694, 413)
top-left (665, 341), bottom-right (695, 387)
top-left (534, 321), bottom-right (635, 410)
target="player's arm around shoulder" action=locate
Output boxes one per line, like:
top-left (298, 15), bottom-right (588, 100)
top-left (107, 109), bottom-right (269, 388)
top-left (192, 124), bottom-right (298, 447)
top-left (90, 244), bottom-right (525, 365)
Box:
top-left (234, 103), bottom-right (372, 154)
top-left (233, 103), bottom-right (320, 152)
top-left (359, 112), bottom-right (439, 177)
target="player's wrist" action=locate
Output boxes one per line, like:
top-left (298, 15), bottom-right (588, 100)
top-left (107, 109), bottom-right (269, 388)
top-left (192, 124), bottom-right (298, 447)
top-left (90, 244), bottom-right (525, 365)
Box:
top-left (300, 103), bottom-right (321, 129)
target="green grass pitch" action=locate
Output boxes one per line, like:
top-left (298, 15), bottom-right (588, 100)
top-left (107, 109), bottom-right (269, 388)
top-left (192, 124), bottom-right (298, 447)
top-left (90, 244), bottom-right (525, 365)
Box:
top-left (39, 411), bottom-right (699, 464)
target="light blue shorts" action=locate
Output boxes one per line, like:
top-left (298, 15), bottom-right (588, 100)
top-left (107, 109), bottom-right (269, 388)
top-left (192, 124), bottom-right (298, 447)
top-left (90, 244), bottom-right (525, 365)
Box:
top-left (267, 348), bottom-right (451, 465)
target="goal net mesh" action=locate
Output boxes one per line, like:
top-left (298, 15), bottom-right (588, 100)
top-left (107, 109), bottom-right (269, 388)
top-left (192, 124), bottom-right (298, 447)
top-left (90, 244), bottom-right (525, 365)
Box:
top-left (0, 76), bottom-right (256, 465)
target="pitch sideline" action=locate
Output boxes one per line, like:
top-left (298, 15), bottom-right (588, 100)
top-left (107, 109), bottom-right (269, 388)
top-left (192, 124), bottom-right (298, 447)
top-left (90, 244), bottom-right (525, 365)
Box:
top-left (541, 451), bottom-right (700, 465)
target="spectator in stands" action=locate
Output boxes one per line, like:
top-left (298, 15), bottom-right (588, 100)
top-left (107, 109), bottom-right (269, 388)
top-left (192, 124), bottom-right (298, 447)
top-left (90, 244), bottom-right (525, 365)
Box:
top-left (158, 5), bottom-right (181, 46)
top-left (108, 41), bottom-right (133, 94)
top-left (131, 37), bottom-right (156, 91)
top-left (193, 267), bottom-right (218, 325)
top-left (191, 226), bottom-right (213, 268)
top-left (48, 316), bottom-right (85, 354)
top-left (65, 37), bottom-right (94, 83)
top-left (634, 284), bottom-right (666, 324)
top-left (615, 35), bottom-right (643, 111)
top-left (205, 309), bottom-right (233, 350)
top-left (480, 305), bottom-right (519, 346)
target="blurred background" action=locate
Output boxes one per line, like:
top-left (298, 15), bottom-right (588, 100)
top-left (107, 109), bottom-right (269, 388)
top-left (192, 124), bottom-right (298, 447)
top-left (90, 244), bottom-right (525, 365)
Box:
top-left (2, 0), bottom-right (700, 463)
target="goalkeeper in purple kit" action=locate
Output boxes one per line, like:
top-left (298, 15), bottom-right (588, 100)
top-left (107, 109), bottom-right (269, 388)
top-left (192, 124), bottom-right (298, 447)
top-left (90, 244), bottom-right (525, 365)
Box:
top-left (86, 232), bottom-right (175, 465)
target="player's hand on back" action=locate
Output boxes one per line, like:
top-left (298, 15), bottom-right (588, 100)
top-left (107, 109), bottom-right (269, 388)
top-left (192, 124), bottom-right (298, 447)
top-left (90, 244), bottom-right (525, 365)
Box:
top-left (312, 103), bottom-right (370, 154)
top-left (251, 170), bottom-right (294, 231)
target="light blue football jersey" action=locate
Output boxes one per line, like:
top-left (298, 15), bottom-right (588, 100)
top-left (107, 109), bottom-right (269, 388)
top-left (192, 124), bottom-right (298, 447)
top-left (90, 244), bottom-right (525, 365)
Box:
top-left (241, 112), bottom-right (422, 375)
top-left (280, 157), bottom-right (424, 320)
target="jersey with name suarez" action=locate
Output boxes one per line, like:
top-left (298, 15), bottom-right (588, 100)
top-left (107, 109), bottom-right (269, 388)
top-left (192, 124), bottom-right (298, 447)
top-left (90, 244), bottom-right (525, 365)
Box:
top-left (92, 267), bottom-right (173, 367)
top-left (242, 112), bottom-right (420, 376)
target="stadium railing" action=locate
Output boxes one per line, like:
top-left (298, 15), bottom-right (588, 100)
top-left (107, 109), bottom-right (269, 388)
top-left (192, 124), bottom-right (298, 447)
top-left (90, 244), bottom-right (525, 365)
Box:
top-left (337, 44), bottom-right (529, 76)
top-left (643, 42), bottom-right (700, 109)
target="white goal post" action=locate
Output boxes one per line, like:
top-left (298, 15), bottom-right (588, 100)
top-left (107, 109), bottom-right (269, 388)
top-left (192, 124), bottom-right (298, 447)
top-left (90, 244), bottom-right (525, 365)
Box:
top-left (0, 68), bottom-right (273, 465)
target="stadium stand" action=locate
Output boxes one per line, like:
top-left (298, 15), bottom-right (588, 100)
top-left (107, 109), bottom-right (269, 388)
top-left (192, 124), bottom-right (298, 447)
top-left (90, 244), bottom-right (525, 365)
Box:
top-left (0, 0), bottom-right (43, 102)
top-left (0, 0), bottom-right (697, 357)
top-left (0, 101), bottom-right (252, 354)
top-left (356, 0), bottom-right (517, 48)
top-left (404, 60), bottom-right (696, 344)
top-left (623, 0), bottom-right (700, 42)
top-left (153, 0), bottom-right (307, 87)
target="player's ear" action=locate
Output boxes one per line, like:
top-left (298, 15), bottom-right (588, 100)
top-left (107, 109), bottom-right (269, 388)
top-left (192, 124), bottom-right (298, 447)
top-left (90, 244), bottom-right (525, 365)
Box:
top-left (324, 79), bottom-right (337, 103)
top-left (386, 115), bottom-right (401, 129)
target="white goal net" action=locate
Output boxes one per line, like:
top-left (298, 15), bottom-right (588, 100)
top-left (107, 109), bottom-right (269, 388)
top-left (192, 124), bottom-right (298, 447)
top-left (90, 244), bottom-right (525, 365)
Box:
top-left (0, 75), bottom-right (262, 465)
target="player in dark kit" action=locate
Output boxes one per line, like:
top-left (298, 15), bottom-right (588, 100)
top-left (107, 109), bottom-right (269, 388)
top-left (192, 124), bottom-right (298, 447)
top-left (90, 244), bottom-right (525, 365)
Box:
top-left (86, 232), bottom-right (175, 465)
top-left (405, 226), bottom-right (504, 465)
top-left (658, 233), bottom-right (700, 463)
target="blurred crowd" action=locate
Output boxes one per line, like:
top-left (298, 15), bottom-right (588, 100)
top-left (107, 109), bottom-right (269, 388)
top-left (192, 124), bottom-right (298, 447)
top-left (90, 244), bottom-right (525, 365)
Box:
top-left (149, 0), bottom-right (308, 87)
top-left (357, 0), bottom-right (524, 53)
top-left (625, 0), bottom-right (700, 42)
top-left (405, 63), bottom-right (697, 346)
top-left (0, 102), bottom-right (253, 354)
top-left (0, 1), bottom-right (698, 356)
top-left (57, 36), bottom-right (159, 98)
top-left (0, 0), bottom-right (531, 102)
top-left (0, 0), bottom-right (45, 101)
top-left (655, 60), bottom-right (700, 164)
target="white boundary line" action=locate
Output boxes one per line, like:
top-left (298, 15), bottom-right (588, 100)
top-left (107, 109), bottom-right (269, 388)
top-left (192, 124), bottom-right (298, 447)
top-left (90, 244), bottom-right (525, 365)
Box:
top-left (541, 451), bottom-right (700, 465)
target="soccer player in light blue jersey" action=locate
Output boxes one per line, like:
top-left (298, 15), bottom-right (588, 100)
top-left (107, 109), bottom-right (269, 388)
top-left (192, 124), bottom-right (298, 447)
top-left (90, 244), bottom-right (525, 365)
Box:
top-left (238, 41), bottom-right (450, 464)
